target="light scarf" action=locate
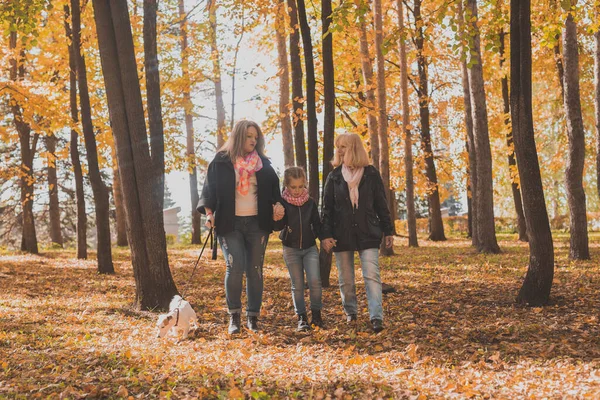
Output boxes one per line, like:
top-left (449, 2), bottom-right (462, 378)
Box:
top-left (342, 165), bottom-right (364, 209)
top-left (282, 187), bottom-right (310, 206)
top-left (234, 150), bottom-right (263, 195)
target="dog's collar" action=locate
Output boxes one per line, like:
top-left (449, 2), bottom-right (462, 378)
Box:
top-left (174, 308), bottom-right (180, 327)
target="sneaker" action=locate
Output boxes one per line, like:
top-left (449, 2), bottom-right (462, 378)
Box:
top-left (228, 313), bottom-right (241, 335)
top-left (297, 313), bottom-right (310, 331)
top-left (247, 315), bottom-right (259, 333)
top-left (310, 309), bottom-right (324, 329)
top-left (371, 318), bottom-right (384, 333)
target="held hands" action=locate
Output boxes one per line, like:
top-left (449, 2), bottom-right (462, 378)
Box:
top-left (321, 238), bottom-right (337, 253)
top-left (273, 202), bottom-right (285, 221)
top-left (385, 235), bottom-right (394, 248)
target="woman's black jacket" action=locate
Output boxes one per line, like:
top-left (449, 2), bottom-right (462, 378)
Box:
top-left (273, 197), bottom-right (322, 250)
top-left (196, 152), bottom-right (281, 236)
top-left (321, 165), bottom-right (393, 252)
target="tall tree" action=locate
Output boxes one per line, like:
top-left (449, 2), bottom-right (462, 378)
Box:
top-left (374, 0), bottom-right (394, 255)
top-left (357, 2), bottom-right (379, 167)
top-left (465, 0), bottom-right (499, 253)
top-left (64, 4), bottom-right (87, 259)
top-left (562, 9), bottom-right (589, 260)
top-left (596, 7), bottom-right (600, 202)
top-left (500, 29), bottom-right (528, 242)
top-left (45, 134), bottom-right (63, 247)
top-left (178, 0), bottom-right (201, 244)
top-left (9, 31), bottom-right (39, 254)
top-left (413, 0), bottom-right (446, 241)
top-left (208, 0), bottom-right (226, 148)
top-left (296, 0), bottom-right (319, 203)
top-left (92, 0), bottom-right (178, 309)
top-left (144, 0), bottom-right (165, 210)
top-left (276, 0), bottom-right (295, 167)
top-left (397, 0), bottom-right (418, 247)
top-left (71, 0), bottom-right (114, 274)
top-left (113, 161), bottom-right (128, 247)
top-left (511, 0), bottom-right (554, 305)
top-left (287, 0), bottom-right (307, 168)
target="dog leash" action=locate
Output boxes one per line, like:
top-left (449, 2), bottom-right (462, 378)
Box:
top-left (178, 226), bottom-right (214, 304)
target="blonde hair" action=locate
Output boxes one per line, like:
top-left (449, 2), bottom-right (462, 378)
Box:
top-left (283, 166), bottom-right (307, 187)
top-left (219, 120), bottom-right (266, 161)
top-left (331, 133), bottom-right (370, 168)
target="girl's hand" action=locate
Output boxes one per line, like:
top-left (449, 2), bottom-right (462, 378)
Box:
top-left (385, 236), bottom-right (394, 248)
top-left (322, 238), bottom-right (336, 253)
top-left (273, 202), bottom-right (285, 221)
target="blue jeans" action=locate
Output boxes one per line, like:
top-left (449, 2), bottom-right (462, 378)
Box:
top-left (218, 216), bottom-right (269, 316)
top-left (335, 248), bottom-right (383, 321)
top-left (282, 245), bottom-right (322, 314)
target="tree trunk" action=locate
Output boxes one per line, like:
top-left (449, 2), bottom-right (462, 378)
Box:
top-left (287, 0), bottom-right (307, 169)
top-left (208, 0), bottom-right (226, 148)
top-left (374, 0), bottom-right (394, 255)
top-left (414, 0), bottom-right (446, 241)
top-left (144, 0), bottom-right (165, 211)
top-left (45, 134), bottom-right (63, 247)
top-left (511, 0), bottom-right (554, 306)
top-left (357, 4), bottom-right (379, 168)
top-left (457, 0), bottom-right (478, 248)
top-left (499, 29), bottom-right (528, 242)
top-left (64, 5), bottom-right (87, 259)
top-left (113, 161), bottom-right (128, 246)
top-left (322, 0), bottom-right (335, 184)
top-left (466, 0), bottom-right (499, 254)
top-left (562, 13), bottom-right (589, 260)
top-left (9, 31), bottom-right (39, 255)
top-left (296, 0), bottom-right (319, 204)
top-left (178, 0), bottom-right (201, 245)
top-left (72, 0), bottom-right (114, 274)
top-left (397, 0), bottom-right (417, 247)
top-left (92, 0), bottom-right (178, 310)
top-left (595, 8), bottom-right (600, 202)
top-left (276, 0), bottom-right (295, 167)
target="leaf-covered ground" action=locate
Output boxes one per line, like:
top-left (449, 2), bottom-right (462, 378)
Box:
top-left (1, 233), bottom-right (600, 399)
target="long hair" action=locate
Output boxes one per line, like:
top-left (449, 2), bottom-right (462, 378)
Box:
top-left (331, 133), bottom-right (370, 168)
top-left (219, 120), bottom-right (266, 161)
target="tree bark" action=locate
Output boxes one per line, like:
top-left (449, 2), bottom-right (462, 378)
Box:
top-left (457, 0), bottom-right (478, 247)
top-left (296, 0), bottom-right (319, 204)
top-left (595, 8), bottom-right (600, 203)
top-left (322, 0), bottom-right (335, 184)
top-left (397, 0), bottom-right (417, 247)
top-left (276, 0), bottom-right (295, 167)
top-left (64, 5), bottom-right (87, 259)
top-left (511, 0), bottom-right (554, 306)
top-left (562, 12), bottom-right (589, 260)
top-left (72, 0), bottom-right (114, 274)
top-left (144, 0), bottom-right (165, 211)
top-left (499, 29), bottom-right (528, 242)
top-left (9, 31), bottom-right (39, 255)
top-left (45, 134), bottom-right (63, 247)
top-left (178, 0), bottom-right (201, 245)
top-left (466, 0), bottom-right (499, 253)
top-left (208, 0), bottom-right (226, 148)
top-left (374, 0), bottom-right (394, 255)
top-left (92, 0), bottom-right (178, 310)
top-left (287, 0), bottom-right (307, 169)
top-left (413, 0), bottom-right (446, 241)
top-left (357, 3), bottom-right (379, 168)
top-left (113, 160), bottom-right (128, 246)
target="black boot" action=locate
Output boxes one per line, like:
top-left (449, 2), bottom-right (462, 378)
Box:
top-left (297, 313), bottom-right (310, 331)
top-left (228, 313), bottom-right (241, 335)
top-left (346, 314), bottom-right (357, 323)
top-left (247, 315), bottom-right (259, 333)
top-left (310, 309), bottom-right (324, 329)
top-left (371, 318), bottom-right (384, 333)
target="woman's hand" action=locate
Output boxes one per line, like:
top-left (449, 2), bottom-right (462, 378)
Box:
top-left (205, 208), bottom-right (215, 229)
top-left (385, 236), bottom-right (394, 248)
top-left (321, 238), bottom-right (337, 253)
top-left (273, 202), bottom-right (285, 221)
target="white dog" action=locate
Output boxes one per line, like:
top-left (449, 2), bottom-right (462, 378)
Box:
top-left (156, 295), bottom-right (198, 340)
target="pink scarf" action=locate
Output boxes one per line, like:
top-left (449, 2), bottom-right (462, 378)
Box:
top-left (342, 165), bottom-right (364, 209)
top-left (234, 150), bottom-right (263, 195)
top-left (282, 187), bottom-right (310, 206)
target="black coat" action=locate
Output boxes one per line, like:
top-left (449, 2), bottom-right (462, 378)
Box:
top-left (273, 197), bottom-right (322, 249)
top-left (321, 165), bottom-right (393, 252)
top-left (197, 152), bottom-right (281, 236)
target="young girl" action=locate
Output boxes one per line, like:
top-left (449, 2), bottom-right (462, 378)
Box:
top-left (274, 167), bottom-right (324, 331)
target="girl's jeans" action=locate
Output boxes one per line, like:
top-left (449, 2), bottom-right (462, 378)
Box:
top-left (282, 245), bottom-right (322, 315)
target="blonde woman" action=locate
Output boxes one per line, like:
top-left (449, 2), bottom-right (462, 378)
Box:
top-left (321, 133), bottom-right (393, 333)
top-left (198, 120), bottom-right (284, 334)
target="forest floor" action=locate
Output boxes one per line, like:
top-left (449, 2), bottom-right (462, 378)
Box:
top-left (1, 232), bottom-right (600, 399)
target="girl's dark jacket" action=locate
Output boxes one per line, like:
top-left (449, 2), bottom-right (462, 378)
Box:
top-left (273, 197), bottom-right (322, 250)
top-left (321, 165), bottom-right (393, 252)
top-left (196, 151), bottom-right (281, 236)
